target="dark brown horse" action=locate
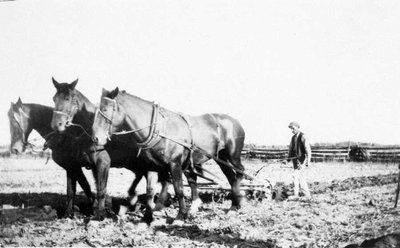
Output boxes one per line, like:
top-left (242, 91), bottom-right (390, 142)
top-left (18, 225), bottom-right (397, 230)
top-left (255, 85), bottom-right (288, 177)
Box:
top-left (92, 87), bottom-right (246, 222)
top-left (8, 98), bottom-right (95, 217)
top-left (50, 78), bottom-right (171, 223)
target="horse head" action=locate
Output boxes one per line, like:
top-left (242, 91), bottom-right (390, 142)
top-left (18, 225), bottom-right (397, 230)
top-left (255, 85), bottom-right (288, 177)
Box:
top-left (92, 87), bottom-right (125, 146)
top-left (8, 98), bottom-right (33, 154)
top-left (51, 77), bottom-right (79, 133)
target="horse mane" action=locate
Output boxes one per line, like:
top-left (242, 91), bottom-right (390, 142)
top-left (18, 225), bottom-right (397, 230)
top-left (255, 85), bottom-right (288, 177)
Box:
top-left (74, 88), bottom-right (96, 111)
top-left (117, 89), bottom-right (153, 105)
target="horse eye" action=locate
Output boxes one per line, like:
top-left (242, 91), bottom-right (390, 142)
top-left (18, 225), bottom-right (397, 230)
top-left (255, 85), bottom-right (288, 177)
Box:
top-left (65, 97), bottom-right (70, 101)
top-left (102, 108), bottom-right (107, 112)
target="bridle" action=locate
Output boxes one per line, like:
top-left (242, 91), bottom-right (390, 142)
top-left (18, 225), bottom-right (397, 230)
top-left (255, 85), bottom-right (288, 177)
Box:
top-left (52, 94), bottom-right (94, 140)
top-left (94, 96), bottom-right (162, 154)
top-left (12, 106), bottom-right (52, 152)
top-left (12, 107), bottom-right (30, 145)
top-left (53, 93), bottom-right (79, 127)
top-left (94, 97), bottom-right (117, 141)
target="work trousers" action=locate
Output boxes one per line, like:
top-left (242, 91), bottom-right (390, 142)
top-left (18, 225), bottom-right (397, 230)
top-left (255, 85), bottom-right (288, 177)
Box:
top-left (292, 167), bottom-right (311, 197)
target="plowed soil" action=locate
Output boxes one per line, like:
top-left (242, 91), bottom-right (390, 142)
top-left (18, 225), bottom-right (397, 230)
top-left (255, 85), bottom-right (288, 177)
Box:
top-left (1, 158), bottom-right (400, 247)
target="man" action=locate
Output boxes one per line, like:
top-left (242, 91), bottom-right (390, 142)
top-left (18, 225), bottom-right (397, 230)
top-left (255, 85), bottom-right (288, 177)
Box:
top-left (287, 121), bottom-right (311, 200)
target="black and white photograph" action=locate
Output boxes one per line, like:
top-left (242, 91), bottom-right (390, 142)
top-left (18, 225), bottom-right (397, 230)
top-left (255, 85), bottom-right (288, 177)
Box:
top-left (1, 0), bottom-right (400, 247)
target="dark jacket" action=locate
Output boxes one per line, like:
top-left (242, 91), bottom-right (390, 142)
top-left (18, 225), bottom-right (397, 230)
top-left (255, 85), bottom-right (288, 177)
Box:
top-left (288, 132), bottom-right (311, 169)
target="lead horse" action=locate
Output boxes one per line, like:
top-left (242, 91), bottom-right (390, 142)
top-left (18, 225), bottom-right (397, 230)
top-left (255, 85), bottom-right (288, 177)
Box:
top-left (8, 98), bottom-right (95, 217)
top-left (50, 78), bottom-right (171, 223)
top-left (92, 87), bottom-right (246, 222)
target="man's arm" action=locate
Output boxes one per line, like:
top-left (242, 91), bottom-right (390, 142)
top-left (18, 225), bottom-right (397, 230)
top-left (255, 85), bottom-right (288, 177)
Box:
top-left (288, 137), bottom-right (294, 162)
top-left (302, 134), bottom-right (312, 166)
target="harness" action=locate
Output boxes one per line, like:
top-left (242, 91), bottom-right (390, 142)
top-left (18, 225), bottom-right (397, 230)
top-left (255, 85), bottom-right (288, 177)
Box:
top-left (97, 98), bottom-right (163, 157)
top-left (14, 107), bottom-right (31, 145)
top-left (53, 93), bottom-right (79, 127)
top-left (93, 98), bottom-right (268, 187)
top-left (178, 113), bottom-right (195, 171)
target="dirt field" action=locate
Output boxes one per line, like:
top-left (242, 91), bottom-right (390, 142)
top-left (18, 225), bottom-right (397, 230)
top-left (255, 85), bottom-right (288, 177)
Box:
top-left (1, 157), bottom-right (400, 247)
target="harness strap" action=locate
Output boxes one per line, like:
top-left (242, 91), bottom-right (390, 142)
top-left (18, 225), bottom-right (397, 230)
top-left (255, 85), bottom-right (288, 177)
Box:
top-left (179, 113), bottom-right (195, 171)
top-left (134, 104), bottom-right (163, 157)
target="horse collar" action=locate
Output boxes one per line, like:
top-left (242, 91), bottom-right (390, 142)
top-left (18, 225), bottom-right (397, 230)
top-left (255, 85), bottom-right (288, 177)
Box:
top-left (136, 104), bottom-right (162, 149)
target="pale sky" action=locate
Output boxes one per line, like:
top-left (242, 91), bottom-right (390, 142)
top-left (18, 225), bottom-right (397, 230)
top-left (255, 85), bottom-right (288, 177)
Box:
top-left (1, 0), bottom-right (400, 146)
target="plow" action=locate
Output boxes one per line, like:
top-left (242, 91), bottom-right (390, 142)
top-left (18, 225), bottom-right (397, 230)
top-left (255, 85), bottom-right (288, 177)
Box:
top-left (182, 157), bottom-right (299, 203)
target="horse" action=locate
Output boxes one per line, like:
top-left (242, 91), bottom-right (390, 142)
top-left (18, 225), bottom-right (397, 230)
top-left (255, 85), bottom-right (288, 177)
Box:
top-left (50, 78), bottom-right (171, 223)
top-left (91, 87), bottom-right (246, 222)
top-left (8, 97), bottom-right (95, 217)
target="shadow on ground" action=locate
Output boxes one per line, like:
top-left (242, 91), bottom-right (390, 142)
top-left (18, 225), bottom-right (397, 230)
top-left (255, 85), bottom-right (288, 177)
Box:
top-left (152, 222), bottom-right (276, 248)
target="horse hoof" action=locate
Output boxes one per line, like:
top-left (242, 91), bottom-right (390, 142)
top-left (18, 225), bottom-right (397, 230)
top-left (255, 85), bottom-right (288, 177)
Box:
top-left (230, 204), bottom-right (241, 211)
top-left (63, 211), bottom-right (74, 219)
top-left (142, 213), bottom-right (154, 225)
top-left (91, 214), bottom-right (105, 222)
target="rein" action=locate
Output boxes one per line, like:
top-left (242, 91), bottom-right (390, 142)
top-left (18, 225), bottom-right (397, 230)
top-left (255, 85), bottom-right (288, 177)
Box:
top-left (65, 122), bottom-right (93, 139)
top-left (96, 98), bottom-right (162, 155)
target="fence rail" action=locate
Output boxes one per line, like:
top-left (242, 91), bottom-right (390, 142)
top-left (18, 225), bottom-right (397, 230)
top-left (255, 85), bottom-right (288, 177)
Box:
top-left (2, 145), bottom-right (400, 163)
top-left (241, 145), bottom-right (400, 162)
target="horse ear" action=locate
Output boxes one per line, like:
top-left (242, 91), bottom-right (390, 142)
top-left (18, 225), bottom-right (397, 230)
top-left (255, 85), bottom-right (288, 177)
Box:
top-left (52, 77), bottom-right (60, 89)
top-left (14, 98), bottom-right (23, 109)
top-left (81, 102), bottom-right (87, 113)
top-left (109, 87), bottom-right (119, 99)
top-left (70, 79), bottom-right (78, 89)
top-left (17, 97), bottom-right (22, 106)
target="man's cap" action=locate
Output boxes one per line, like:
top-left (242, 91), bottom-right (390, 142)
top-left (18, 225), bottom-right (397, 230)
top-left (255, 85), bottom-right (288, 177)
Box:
top-left (288, 121), bottom-right (300, 129)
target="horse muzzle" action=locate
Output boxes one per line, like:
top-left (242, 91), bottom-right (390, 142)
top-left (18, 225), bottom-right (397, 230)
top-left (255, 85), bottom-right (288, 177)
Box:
top-left (10, 141), bottom-right (25, 154)
top-left (92, 135), bottom-right (108, 146)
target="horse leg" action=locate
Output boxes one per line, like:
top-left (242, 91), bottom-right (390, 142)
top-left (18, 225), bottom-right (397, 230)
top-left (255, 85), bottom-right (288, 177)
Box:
top-left (228, 154), bottom-right (245, 209)
top-left (127, 172), bottom-right (142, 207)
top-left (215, 151), bottom-right (244, 209)
top-left (142, 171), bottom-right (158, 224)
top-left (154, 170), bottom-right (171, 211)
top-left (184, 168), bottom-right (202, 215)
top-left (65, 169), bottom-right (77, 218)
top-left (75, 167), bottom-right (95, 205)
top-left (168, 162), bottom-right (187, 223)
top-left (92, 156), bottom-right (110, 221)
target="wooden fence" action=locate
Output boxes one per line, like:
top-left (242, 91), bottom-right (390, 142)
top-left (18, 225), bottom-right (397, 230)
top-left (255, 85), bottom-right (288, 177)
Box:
top-left (241, 145), bottom-right (400, 163)
top-left (2, 145), bottom-right (400, 163)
